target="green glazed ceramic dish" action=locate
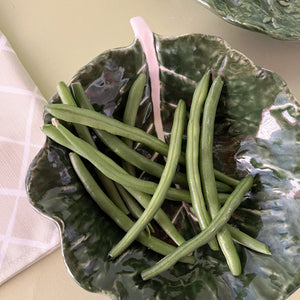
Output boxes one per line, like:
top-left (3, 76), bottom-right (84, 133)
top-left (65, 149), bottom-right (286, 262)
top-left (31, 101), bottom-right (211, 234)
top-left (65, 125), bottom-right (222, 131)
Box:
top-left (26, 19), bottom-right (300, 299)
top-left (197, 0), bottom-right (300, 40)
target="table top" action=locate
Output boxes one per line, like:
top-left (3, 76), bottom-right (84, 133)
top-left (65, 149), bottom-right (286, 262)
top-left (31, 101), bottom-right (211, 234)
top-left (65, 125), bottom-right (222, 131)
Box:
top-left (0, 1), bottom-right (299, 299)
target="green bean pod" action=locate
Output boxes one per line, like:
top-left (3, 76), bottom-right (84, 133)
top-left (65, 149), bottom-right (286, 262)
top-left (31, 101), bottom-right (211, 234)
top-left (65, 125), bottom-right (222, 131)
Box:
top-left (215, 181), bottom-right (233, 193)
top-left (122, 73), bottom-right (146, 176)
top-left (141, 175), bottom-right (253, 280)
top-left (57, 81), bottom-right (95, 145)
top-left (189, 197), bottom-right (269, 255)
top-left (57, 81), bottom-right (77, 105)
top-left (217, 193), bottom-right (230, 205)
top-left (123, 73), bottom-right (146, 136)
top-left (115, 183), bottom-right (145, 220)
top-left (69, 152), bottom-right (194, 264)
top-left (123, 74), bottom-right (146, 159)
top-left (108, 100), bottom-right (186, 258)
top-left (186, 71), bottom-right (219, 251)
top-left (115, 183), bottom-right (155, 234)
top-left (214, 169), bottom-right (240, 187)
top-left (45, 103), bottom-right (186, 165)
top-left (226, 225), bottom-right (271, 255)
top-left (200, 76), bottom-right (241, 276)
top-left (96, 173), bottom-right (129, 215)
top-left (96, 129), bottom-right (188, 185)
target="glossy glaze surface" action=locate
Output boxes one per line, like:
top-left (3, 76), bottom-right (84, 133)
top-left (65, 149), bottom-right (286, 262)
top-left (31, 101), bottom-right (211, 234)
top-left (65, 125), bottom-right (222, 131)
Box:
top-left (26, 33), bottom-right (300, 299)
top-left (197, 0), bottom-right (300, 40)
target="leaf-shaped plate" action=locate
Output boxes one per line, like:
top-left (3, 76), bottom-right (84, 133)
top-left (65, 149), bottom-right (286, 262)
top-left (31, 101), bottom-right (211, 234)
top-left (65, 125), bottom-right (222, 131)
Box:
top-left (26, 18), bottom-right (300, 300)
top-left (196, 0), bottom-right (300, 40)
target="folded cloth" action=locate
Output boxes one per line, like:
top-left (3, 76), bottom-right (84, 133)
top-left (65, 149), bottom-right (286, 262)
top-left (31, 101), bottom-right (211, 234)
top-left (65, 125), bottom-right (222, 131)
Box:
top-left (0, 31), bottom-right (60, 285)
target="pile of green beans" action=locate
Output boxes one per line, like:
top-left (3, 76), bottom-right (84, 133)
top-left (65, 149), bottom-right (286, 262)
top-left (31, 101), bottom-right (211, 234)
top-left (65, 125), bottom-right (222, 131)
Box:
top-left (42, 71), bottom-right (271, 280)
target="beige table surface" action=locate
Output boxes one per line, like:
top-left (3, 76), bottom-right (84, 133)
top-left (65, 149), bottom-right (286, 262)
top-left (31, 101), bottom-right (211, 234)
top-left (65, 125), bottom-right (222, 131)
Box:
top-left (0, 1), bottom-right (299, 299)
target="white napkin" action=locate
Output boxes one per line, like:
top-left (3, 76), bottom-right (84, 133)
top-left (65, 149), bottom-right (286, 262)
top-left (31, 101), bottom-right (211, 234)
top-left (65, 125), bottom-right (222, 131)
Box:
top-left (0, 31), bottom-right (60, 285)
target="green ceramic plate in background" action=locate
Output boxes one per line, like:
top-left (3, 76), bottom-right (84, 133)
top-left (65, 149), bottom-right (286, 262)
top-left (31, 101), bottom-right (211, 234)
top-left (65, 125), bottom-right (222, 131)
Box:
top-left (26, 31), bottom-right (300, 299)
top-left (196, 0), bottom-right (300, 40)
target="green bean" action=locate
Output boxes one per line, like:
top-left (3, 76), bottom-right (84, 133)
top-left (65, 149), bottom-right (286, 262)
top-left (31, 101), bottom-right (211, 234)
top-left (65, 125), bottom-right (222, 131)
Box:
top-left (71, 82), bottom-right (97, 111)
top-left (108, 100), bottom-right (186, 258)
top-left (226, 225), bottom-right (271, 255)
top-left (214, 169), bottom-right (240, 187)
top-left (115, 183), bottom-right (145, 220)
top-left (200, 76), bottom-right (241, 276)
top-left (122, 73), bottom-right (146, 176)
top-left (115, 183), bottom-right (155, 234)
top-left (186, 71), bottom-right (219, 251)
top-left (215, 181), bottom-right (233, 193)
top-left (57, 81), bottom-right (77, 105)
top-left (96, 173), bottom-right (129, 215)
top-left (141, 175), bottom-right (253, 280)
top-left (42, 123), bottom-right (191, 202)
top-left (217, 193), bottom-right (230, 205)
top-left (123, 73), bottom-right (146, 128)
top-left (70, 82), bottom-right (92, 110)
top-left (45, 103), bottom-right (186, 165)
top-left (69, 152), bottom-right (195, 264)
top-left (96, 129), bottom-right (188, 185)
top-left (189, 194), bottom-right (229, 214)
top-left (189, 205), bottom-right (270, 255)
top-left (57, 81), bottom-right (95, 145)
top-left (125, 187), bottom-right (186, 246)
top-left (57, 81), bottom-right (129, 214)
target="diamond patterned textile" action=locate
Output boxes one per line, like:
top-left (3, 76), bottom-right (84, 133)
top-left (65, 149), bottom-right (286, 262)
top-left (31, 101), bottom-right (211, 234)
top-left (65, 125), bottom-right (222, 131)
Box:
top-left (0, 31), bottom-right (60, 285)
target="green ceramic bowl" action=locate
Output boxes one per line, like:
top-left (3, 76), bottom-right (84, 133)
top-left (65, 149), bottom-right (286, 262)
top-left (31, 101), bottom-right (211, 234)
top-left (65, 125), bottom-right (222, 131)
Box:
top-left (26, 27), bottom-right (300, 299)
top-left (197, 0), bottom-right (300, 40)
